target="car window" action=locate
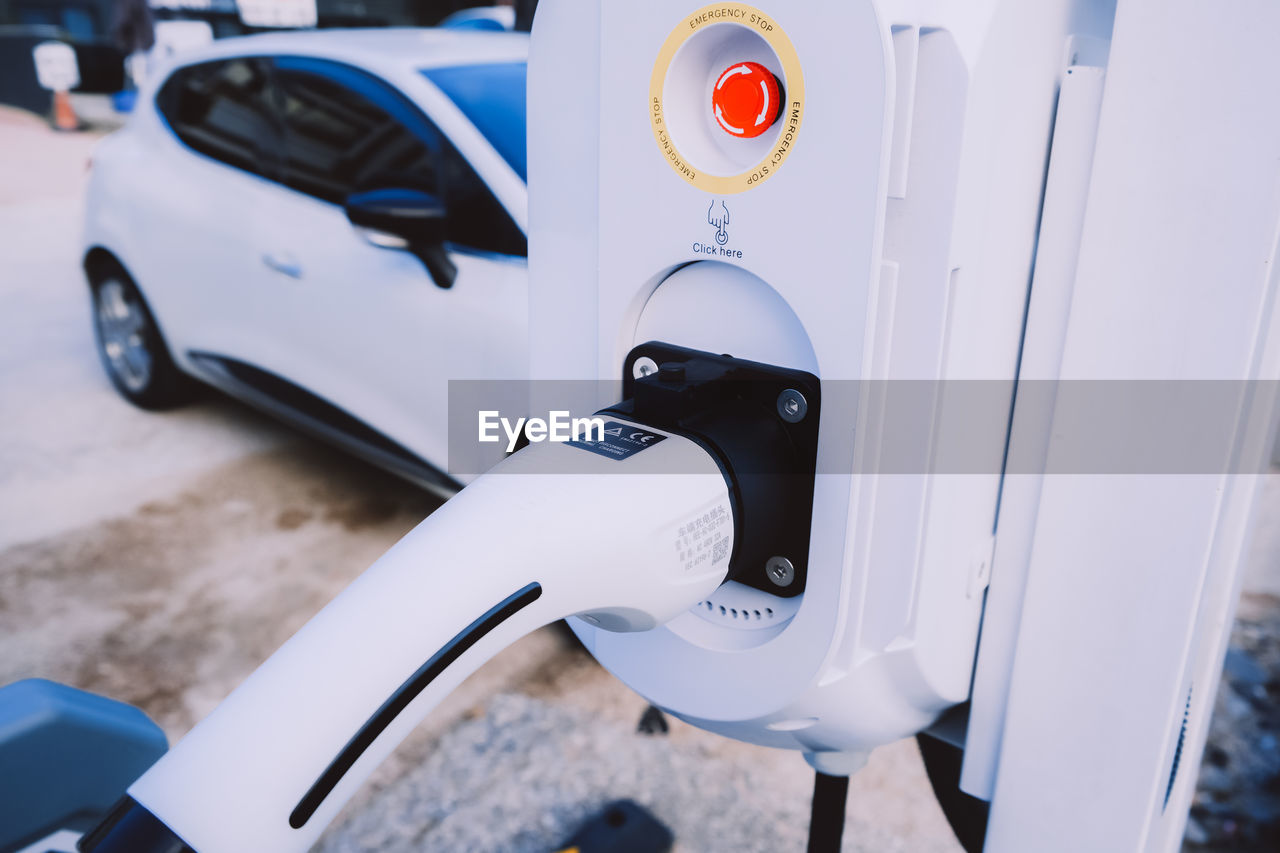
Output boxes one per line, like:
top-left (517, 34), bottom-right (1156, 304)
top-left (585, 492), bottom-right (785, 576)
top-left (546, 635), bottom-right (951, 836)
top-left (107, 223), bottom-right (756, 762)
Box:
top-left (155, 58), bottom-right (278, 179)
top-left (272, 56), bottom-right (526, 258)
top-left (422, 62), bottom-right (527, 182)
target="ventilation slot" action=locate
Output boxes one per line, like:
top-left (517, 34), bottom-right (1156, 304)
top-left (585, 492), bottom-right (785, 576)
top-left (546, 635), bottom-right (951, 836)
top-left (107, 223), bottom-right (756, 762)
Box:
top-left (690, 581), bottom-right (802, 631)
top-left (701, 600), bottom-right (777, 623)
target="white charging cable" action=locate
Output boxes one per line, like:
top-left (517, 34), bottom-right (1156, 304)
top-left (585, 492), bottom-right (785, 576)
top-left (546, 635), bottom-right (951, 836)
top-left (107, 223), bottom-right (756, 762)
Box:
top-left (121, 419), bottom-right (734, 852)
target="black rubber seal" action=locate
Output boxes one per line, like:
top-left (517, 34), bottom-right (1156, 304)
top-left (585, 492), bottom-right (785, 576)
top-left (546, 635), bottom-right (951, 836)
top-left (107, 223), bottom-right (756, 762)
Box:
top-left (289, 581), bottom-right (544, 829)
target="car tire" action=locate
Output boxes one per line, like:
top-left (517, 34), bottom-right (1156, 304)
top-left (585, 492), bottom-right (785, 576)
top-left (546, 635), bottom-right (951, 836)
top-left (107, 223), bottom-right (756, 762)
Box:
top-left (89, 268), bottom-right (192, 410)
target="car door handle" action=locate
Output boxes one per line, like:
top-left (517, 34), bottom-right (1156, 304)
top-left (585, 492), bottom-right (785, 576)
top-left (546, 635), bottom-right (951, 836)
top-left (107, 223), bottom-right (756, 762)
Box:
top-left (262, 251), bottom-right (303, 279)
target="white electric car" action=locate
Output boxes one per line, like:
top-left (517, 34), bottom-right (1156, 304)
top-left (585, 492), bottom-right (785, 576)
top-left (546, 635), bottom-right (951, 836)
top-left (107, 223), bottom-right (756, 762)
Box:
top-left (82, 29), bottom-right (530, 495)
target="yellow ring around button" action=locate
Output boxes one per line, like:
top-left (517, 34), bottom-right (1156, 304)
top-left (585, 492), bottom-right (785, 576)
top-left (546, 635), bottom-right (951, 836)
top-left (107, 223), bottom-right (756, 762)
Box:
top-left (649, 2), bottom-right (805, 194)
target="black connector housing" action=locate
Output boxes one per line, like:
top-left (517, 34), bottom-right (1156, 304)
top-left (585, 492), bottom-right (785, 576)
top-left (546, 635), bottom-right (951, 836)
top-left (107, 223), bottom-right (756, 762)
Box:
top-left (604, 342), bottom-right (820, 598)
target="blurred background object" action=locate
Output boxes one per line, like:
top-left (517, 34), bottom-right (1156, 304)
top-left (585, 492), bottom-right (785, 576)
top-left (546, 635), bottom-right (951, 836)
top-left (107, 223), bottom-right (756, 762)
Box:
top-left (0, 0), bottom-right (526, 122)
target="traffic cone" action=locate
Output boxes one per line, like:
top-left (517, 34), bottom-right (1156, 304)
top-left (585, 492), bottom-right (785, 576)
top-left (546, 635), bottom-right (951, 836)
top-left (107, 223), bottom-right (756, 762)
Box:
top-left (51, 89), bottom-right (80, 132)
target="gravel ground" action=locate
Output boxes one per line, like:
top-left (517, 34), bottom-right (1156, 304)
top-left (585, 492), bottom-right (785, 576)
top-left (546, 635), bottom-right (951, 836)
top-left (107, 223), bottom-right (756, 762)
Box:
top-left (2, 106), bottom-right (1278, 851)
top-left (1184, 594), bottom-right (1280, 851)
top-left (318, 691), bottom-right (954, 853)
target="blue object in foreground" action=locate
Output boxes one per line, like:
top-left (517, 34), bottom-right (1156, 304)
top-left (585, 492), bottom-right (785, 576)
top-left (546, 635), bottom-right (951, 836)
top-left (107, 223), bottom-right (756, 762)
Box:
top-left (0, 679), bottom-right (168, 851)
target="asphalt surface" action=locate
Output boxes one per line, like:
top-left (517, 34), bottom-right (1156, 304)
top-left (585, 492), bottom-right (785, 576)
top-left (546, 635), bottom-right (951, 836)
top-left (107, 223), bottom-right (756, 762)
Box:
top-left (1, 105), bottom-right (1276, 851)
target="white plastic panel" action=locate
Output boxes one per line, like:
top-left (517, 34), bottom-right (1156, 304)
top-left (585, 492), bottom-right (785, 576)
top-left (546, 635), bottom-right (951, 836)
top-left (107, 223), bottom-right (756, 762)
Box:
top-left (984, 1), bottom-right (1280, 849)
top-left (960, 62), bottom-right (1108, 801)
top-left (531, 0), bottom-right (897, 739)
top-left (529, 0), bottom-right (1097, 757)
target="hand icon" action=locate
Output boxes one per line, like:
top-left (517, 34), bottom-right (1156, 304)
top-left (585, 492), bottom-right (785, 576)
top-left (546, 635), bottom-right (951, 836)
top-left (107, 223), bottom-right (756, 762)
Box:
top-left (708, 200), bottom-right (730, 245)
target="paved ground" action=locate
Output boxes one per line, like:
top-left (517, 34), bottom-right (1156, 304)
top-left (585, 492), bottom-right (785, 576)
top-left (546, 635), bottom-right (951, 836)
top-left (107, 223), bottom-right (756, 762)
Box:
top-left (0, 106), bottom-right (1276, 851)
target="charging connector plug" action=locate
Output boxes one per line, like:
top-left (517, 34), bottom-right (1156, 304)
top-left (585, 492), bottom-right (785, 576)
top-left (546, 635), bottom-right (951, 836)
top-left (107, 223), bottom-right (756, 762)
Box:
top-left (91, 421), bottom-right (734, 853)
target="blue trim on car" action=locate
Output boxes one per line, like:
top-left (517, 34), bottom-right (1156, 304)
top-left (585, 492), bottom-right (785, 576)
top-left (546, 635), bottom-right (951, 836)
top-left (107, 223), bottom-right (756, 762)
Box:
top-left (422, 62), bottom-right (527, 182)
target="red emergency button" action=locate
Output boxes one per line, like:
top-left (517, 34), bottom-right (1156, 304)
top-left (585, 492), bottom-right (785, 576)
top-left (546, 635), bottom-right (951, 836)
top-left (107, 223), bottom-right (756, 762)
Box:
top-left (712, 61), bottom-right (781, 139)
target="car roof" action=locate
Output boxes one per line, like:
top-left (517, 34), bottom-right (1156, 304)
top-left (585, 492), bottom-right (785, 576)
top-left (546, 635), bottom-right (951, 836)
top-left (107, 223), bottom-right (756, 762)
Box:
top-left (170, 27), bottom-right (528, 72)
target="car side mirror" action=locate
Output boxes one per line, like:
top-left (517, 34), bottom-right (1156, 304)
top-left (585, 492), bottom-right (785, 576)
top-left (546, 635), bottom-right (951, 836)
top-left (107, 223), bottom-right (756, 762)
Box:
top-left (344, 188), bottom-right (458, 289)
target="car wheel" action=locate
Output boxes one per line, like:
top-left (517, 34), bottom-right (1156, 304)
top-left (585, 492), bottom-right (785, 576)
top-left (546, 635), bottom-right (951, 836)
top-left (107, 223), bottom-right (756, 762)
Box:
top-left (91, 271), bottom-right (191, 409)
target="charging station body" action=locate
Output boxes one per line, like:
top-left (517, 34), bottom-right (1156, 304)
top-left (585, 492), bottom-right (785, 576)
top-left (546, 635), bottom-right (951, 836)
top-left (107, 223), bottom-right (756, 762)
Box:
top-left (529, 0), bottom-right (1110, 754)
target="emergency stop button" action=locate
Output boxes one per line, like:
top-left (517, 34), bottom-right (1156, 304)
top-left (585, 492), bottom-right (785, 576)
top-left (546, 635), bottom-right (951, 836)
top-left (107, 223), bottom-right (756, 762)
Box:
top-left (712, 61), bottom-right (782, 139)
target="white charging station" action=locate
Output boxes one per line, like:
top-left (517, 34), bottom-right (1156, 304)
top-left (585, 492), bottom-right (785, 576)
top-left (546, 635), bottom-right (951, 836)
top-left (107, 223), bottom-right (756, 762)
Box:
top-left (79, 1), bottom-right (1280, 852)
top-left (528, 0), bottom-right (1280, 849)
top-left (530, 0), bottom-right (1107, 755)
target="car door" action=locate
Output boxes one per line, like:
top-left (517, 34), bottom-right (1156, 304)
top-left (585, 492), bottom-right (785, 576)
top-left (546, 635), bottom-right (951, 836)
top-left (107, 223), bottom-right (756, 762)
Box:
top-left (256, 56), bottom-right (528, 478)
top-left (140, 56), bottom-right (288, 367)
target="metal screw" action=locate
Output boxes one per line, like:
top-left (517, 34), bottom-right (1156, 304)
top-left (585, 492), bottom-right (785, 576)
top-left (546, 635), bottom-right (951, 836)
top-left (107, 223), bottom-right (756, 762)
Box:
top-left (633, 356), bottom-right (659, 380)
top-left (777, 389), bottom-right (808, 423)
top-left (765, 556), bottom-right (796, 588)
